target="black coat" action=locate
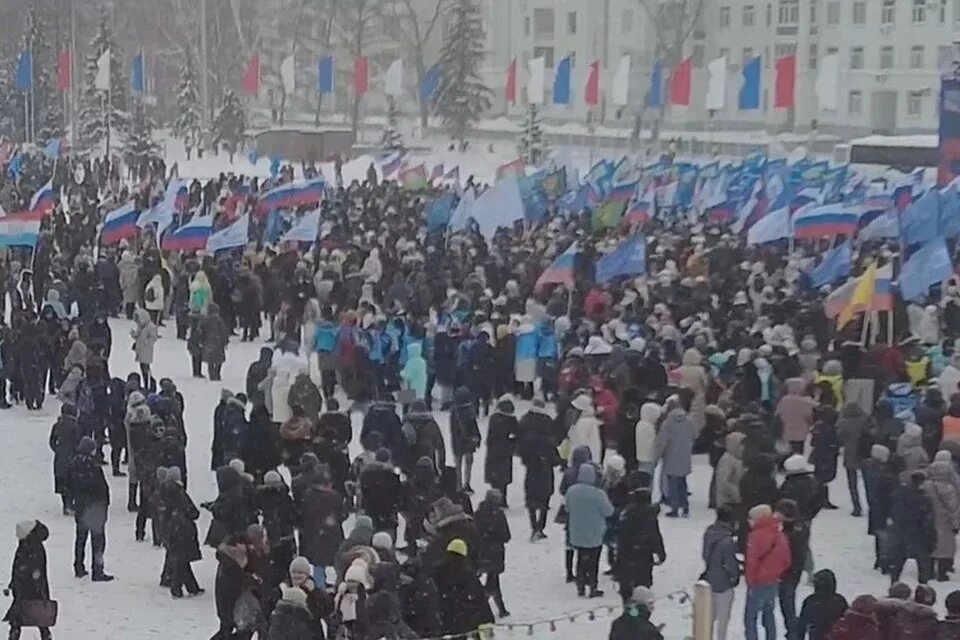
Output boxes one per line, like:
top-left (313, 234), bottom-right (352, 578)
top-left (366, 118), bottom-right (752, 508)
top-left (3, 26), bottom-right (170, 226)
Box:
top-left (267, 602), bottom-right (314, 640)
top-left (3, 522), bottom-right (50, 625)
top-left (891, 482), bottom-right (936, 558)
top-left (778, 472), bottom-right (824, 522)
top-left (450, 399), bottom-right (481, 457)
top-left (796, 571), bottom-right (848, 640)
top-left (608, 607), bottom-right (664, 640)
top-left (359, 463), bottom-right (403, 525)
top-left (474, 500), bottom-right (510, 575)
top-left (49, 415), bottom-right (79, 494)
top-left (399, 562), bottom-right (442, 638)
top-left (361, 404), bottom-right (405, 461)
top-left (740, 467), bottom-right (779, 512)
top-left (299, 485), bottom-right (345, 567)
top-left (214, 545), bottom-right (250, 626)
top-left (68, 451), bottom-right (110, 511)
top-left (484, 413), bottom-right (516, 489)
top-left (861, 459), bottom-right (896, 535)
top-left (163, 482), bottom-right (202, 563)
top-left (615, 501), bottom-right (665, 589)
top-left (257, 485), bottom-right (297, 551)
top-left (432, 554), bottom-right (494, 636)
top-left (517, 412), bottom-right (558, 506)
top-left (810, 422), bottom-right (840, 484)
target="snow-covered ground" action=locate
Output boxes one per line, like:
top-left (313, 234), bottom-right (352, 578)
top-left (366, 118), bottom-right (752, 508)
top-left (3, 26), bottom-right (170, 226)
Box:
top-left (0, 319), bottom-right (955, 640)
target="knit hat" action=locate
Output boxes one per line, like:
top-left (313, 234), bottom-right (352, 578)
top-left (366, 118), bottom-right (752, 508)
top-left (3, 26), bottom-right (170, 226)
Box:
top-left (15, 520), bottom-right (36, 541)
top-left (446, 538), bottom-right (468, 557)
top-left (915, 584), bottom-right (937, 606)
top-left (228, 459), bottom-right (246, 474)
top-left (775, 498), bottom-right (799, 522)
top-left (167, 467), bottom-right (183, 485)
top-left (935, 450), bottom-right (953, 463)
top-left (945, 590), bottom-right (960, 615)
top-left (630, 586), bottom-right (656, 609)
top-left (871, 444), bottom-right (891, 463)
top-left (904, 423), bottom-right (923, 439)
top-left (280, 585), bottom-right (308, 608)
top-left (372, 531), bottom-right (393, 550)
top-left (264, 470), bottom-right (284, 488)
top-left (61, 403), bottom-right (77, 417)
top-left (344, 559), bottom-right (373, 588)
top-left (156, 466), bottom-right (169, 483)
top-left (354, 515), bottom-right (374, 532)
top-left (375, 447), bottom-right (391, 463)
top-left (289, 556), bottom-right (312, 577)
top-left (783, 454), bottom-right (811, 475)
top-left (77, 436), bottom-right (96, 455)
top-left (496, 397), bottom-right (515, 415)
top-left (604, 454), bottom-right (626, 473)
top-left (748, 504), bottom-right (772, 523)
top-left (889, 583), bottom-right (912, 600)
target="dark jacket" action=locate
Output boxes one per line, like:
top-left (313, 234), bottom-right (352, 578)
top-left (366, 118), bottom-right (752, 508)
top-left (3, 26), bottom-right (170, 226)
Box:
top-left (615, 498), bottom-right (665, 589)
top-left (198, 306), bottom-right (229, 365)
top-left (517, 411), bottom-right (558, 506)
top-left (740, 461), bottom-right (780, 513)
top-left (49, 414), bottom-right (79, 495)
top-left (432, 553), bottom-right (494, 636)
top-left (267, 601), bottom-right (314, 640)
top-left (3, 522), bottom-right (50, 625)
top-left (69, 450), bottom-right (110, 512)
top-left (214, 543), bottom-right (251, 626)
top-left (891, 479), bottom-right (936, 558)
top-left (299, 485), bottom-right (345, 567)
top-left (360, 462), bottom-right (404, 526)
top-left (608, 605), bottom-right (664, 640)
top-left (163, 481), bottom-right (202, 563)
top-left (779, 471), bottom-right (824, 522)
top-left (449, 388), bottom-right (481, 457)
top-left (796, 569), bottom-right (848, 640)
top-left (211, 397), bottom-right (248, 471)
top-left (474, 498), bottom-right (511, 575)
top-left (782, 519), bottom-right (811, 588)
top-left (701, 521), bottom-right (740, 593)
top-left (810, 421), bottom-right (840, 484)
top-left (484, 412), bottom-right (517, 489)
top-left (246, 347), bottom-right (273, 408)
top-left (361, 403), bottom-right (405, 462)
top-left (205, 467), bottom-right (254, 547)
top-left (401, 409), bottom-right (445, 474)
top-left (861, 458), bottom-right (896, 535)
top-left (399, 560), bottom-right (441, 638)
top-left (257, 484), bottom-right (297, 553)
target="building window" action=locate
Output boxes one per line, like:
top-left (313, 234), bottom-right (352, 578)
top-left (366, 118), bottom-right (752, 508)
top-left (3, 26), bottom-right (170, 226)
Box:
top-left (621, 9), bottom-right (634, 33)
top-left (810, 0), bottom-right (818, 23)
top-left (692, 45), bottom-right (705, 67)
top-left (742, 47), bottom-right (755, 66)
top-left (533, 46), bottom-right (554, 68)
top-left (848, 90), bottom-right (863, 115)
top-left (880, 46), bottom-right (894, 69)
top-left (940, 0), bottom-right (948, 23)
top-left (826, 1), bottom-right (840, 24)
top-left (907, 91), bottom-right (923, 117)
top-left (913, 0), bottom-right (926, 23)
top-left (532, 8), bottom-right (554, 37)
top-left (775, 42), bottom-right (797, 59)
top-left (719, 6), bottom-right (731, 27)
top-left (910, 45), bottom-right (925, 69)
top-left (850, 46), bottom-right (864, 70)
top-left (766, 3), bottom-right (772, 26)
top-left (809, 43), bottom-right (818, 69)
top-left (743, 4), bottom-right (756, 26)
top-left (826, 46), bottom-right (838, 55)
top-left (955, 0), bottom-right (960, 24)
top-left (852, 1), bottom-right (866, 24)
top-left (778, 0), bottom-right (799, 24)
top-left (567, 11), bottom-right (577, 34)
top-left (881, 0), bottom-right (895, 24)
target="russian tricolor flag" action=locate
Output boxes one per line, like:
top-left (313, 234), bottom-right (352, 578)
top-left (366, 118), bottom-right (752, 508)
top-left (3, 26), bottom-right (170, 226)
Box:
top-left (535, 242), bottom-right (579, 290)
top-left (622, 185), bottom-right (655, 227)
top-left (101, 201), bottom-right (140, 244)
top-left (607, 181), bottom-right (637, 204)
top-left (224, 184), bottom-right (251, 218)
top-left (380, 151), bottom-right (407, 178)
top-left (161, 214), bottom-right (214, 251)
top-left (29, 180), bottom-right (56, 216)
top-left (256, 178), bottom-right (325, 215)
top-left (792, 204), bottom-right (861, 239)
top-left (0, 210), bottom-right (43, 248)
top-left (430, 163), bottom-right (444, 183)
top-left (893, 184), bottom-right (914, 214)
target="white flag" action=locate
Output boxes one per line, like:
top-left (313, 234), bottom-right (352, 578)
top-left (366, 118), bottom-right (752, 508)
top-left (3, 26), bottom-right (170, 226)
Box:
top-left (207, 213), bottom-right (250, 253)
top-left (706, 56), bottom-right (727, 111)
top-left (612, 55), bottom-right (631, 106)
top-left (94, 49), bottom-right (111, 91)
top-left (280, 209), bottom-right (321, 244)
top-left (384, 58), bottom-right (403, 97)
top-left (528, 57), bottom-right (546, 105)
top-left (816, 54), bottom-right (839, 112)
top-left (280, 54), bottom-right (296, 94)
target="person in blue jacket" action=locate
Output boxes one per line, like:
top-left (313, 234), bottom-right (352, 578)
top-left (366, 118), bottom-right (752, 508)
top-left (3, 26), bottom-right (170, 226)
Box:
top-left (536, 320), bottom-right (560, 401)
top-left (401, 343), bottom-right (428, 402)
top-left (514, 318), bottom-right (539, 400)
top-left (565, 463), bottom-right (615, 598)
top-left (313, 311), bottom-right (339, 399)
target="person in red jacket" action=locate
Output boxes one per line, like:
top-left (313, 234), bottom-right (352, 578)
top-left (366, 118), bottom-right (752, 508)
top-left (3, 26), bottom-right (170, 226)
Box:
top-left (826, 595), bottom-right (881, 640)
top-left (744, 504), bottom-right (792, 640)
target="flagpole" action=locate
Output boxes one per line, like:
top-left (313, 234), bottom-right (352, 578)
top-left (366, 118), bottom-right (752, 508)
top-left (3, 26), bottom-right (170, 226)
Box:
top-left (105, 51), bottom-right (111, 162)
top-left (70, 0), bottom-right (77, 148)
top-left (23, 91), bottom-right (29, 145)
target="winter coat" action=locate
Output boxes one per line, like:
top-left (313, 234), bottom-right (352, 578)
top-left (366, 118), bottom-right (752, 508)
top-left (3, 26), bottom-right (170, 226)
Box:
top-left (891, 480), bottom-right (936, 559)
top-left (615, 499), bottom-right (665, 589)
top-left (811, 421), bottom-right (841, 484)
top-left (861, 459), bottom-right (897, 535)
top-left (267, 601), bottom-right (314, 640)
top-left (484, 411), bottom-right (516, 489)
top-left (271, 351), bottom-right (309, 424)
top-left (741, 464), bottom-right (780, 513)
top-left (635, 403), bottom-right (661, 466)
top-left (359, 462), bottom-right (403, 525)
top-left (402, 410), bottom-right (446, 475)
top-left (449, 389), bottom-right (481, 457)
top-left (655, 408), bottom-right (695, 477)
top-left (399, 561), bottom-right (442, 638)
top-left (775, 378), bottom-right (817, 443)
top-left (2, 522), bottom-right (50, 625)
top-left (797, 570), bottom-right (848, 640)
top-left (714, 432), bottom-right (746, 509)
top-left (837, 403), bottom-right (869, 471)
top-left (257, 485), bottom-right (297, 553)
top-left (49, 414), bottom-right (80, 494)
top-left (936, 616), bottom-right (960, 640)
top-left (897, 427), bottom-right (930, 472)
top-left (782, 519), bottom-right (811, 588)
top-left (608, 606), bottom-right (664, 640)
top-left (125, 400), bottom-right (154, 483)
top-left (118, 253), bottom-right (140, 305)
top-left (246, 348), bottom-right (274, 408)
top-left (400, 343), bottom-right (428, 400)
top-left (287, 374), bottom-right (322, 422)
top-left (163, 481), bottom-right (202, 563)
top-left (565, 464), bottom-right (615, 549)
top-left (361, 403), bottom-right (405, 461)
top-left (826, 596), bottom-right (881, 640)
top-left (779, 471), bottom-right (824, 522)
top-left (474, 498), bottom-right (510, 575)
top-left (69, 450), bottom-right (110, 526)
top-left (205, 468), bottom-right (255, 547)
top-left (131, 308), bottom-right (158, 365)
top-left (745, 515), bottom-right (791, 587)
top-left (211, 397), bottom-right (248, 471)
top-left (214, 543), bottom-right (251, 627)
top-left (144, 274), bottom-right (165, 312)
top-left (677, 349), bottom-right (708, 431)
top-left (701, 521), bottom-right (740, 593)
top-left (568, 403), bottom-right (603, 464)
top-left (517, 410), bottom-right (558, 506)
top-left (199, 306), bottom-right (229, 365)
top-left (922, 461), bottom-right (960, 559)
top-left (299, 485), bottom-right (346, 567)
top-left (432, 554), bottom-right (494, 636)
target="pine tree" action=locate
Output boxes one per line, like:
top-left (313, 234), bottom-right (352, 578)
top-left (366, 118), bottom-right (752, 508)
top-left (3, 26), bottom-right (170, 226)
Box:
top-left (123, 98), bottom-right (160, 171)
top-left (434, 0), bottom-right (492, 143)
top-left (381, 97), bottom-right (405, 153)
top-left (173, 54), bottom-right (203, 159)
top-left (77, 8), bottom-right (129, 154)
top-left (21, 9), bottom-right (63, 143)
top-left (212, 90), bottom-right (246, 162)
top-left (519, 103), bottom-right (546, 165)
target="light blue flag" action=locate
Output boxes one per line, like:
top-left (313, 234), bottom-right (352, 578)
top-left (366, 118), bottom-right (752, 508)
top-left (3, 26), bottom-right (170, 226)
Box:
top-left (318, 56), bottom-right (334, 95)
top-left (858, 210), bottom-right (901, 241)
top-left (206, 213), bottom-right (249, 253)
top-left (553, 57), bottom-right (572, 105)
top-left (426, 193), bottom-right (456, 231)
top-left (280, 209), bottom-right (321, 244)
top-left (901, 188), bottom-right (941, 247)
top-left (448, 189), bottom-right (476, 231)
top-left (131, 53), bottom-right (145, 93)
top-left (15, 51), bottom-right (31, 92)
top-left (473, 178), bottom-right (525, 239)
top-left (596, 235), bottom-right (647, 283)
top-left (739, 56), bottom-right (761, 110)
top-left (646, 63), bottom-right (662, 108)
top-left (421, 64), bottom-right (441, 101)
top-left (747, 206), bottom-right (792, 245)
top-left (264, 209), bottom-right (285, 244)
top-left (900, 239), bottom-right (953, 301)
top-left (808, 241), bottom-right (852, 288)
top-left (940, 181), bottom-right (960, 238)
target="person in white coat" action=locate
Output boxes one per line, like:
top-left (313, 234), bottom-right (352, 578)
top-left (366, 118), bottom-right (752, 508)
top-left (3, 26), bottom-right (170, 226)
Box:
top-left (143, 274), bottom-right (165, 324)
top-left (270, 344), bottom-right (309, 425)
top-left (361, 248), bottom-right (383, 284)
top-left (568, 395), bottom-right (602, 464)
top-left (635, 402), bottom-right (662, 474)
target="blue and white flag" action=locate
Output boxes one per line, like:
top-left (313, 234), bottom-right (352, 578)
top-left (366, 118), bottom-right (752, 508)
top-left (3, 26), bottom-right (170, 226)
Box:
top-left (900, 238), bottom-right (953, 301)
top-left (595, 235), bottom-right (647, 283)
top-left (280, 209), bottom-right (321, 244)
top-left (206, 213), bottom-right (249, 253)
top-left (807, 241), bottom-right (852, 288)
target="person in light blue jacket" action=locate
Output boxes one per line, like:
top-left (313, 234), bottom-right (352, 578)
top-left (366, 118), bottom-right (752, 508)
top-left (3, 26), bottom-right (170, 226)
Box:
top-left (314, 314), bottom-right (340, 399)
top-left (401, 343), bottom-right (428, 401)
top-left (536, 320), bottom-right (559, 401)
top-left (564, 463), bottom-right (614, 597)
top-left (514, 318), bottom-right (538, 399)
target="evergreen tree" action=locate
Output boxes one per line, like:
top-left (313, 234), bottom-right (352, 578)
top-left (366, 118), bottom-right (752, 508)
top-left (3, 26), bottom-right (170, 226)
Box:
top-left (433, 0), bottom-right (492, 143)
top-left (21, 9), bottom-right (63, 143)
top-left (123, 98), bottom-right (160, 171)
top-left (212, 89), bottom-right (246, 162)
top-left (173, 54), bottom-right (203, 159)
top-left (519, 103), bottom-right (546, 165)
top-left (381, 97), bottom-right (405, 153)
top-left (77, 8), bottom-right (129, 154)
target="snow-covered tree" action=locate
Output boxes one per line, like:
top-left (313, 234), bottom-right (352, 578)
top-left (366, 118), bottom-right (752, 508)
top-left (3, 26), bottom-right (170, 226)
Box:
top-left (23, 9), bottom-right (63, 143)
top-left (212, 89), bottom-right (246, 162)
top-left (381, 97), bottom-right (405, 153)
top-left (173, 55), bottom-right (203, 159)
top-left (519, 103), bottom-right (546, 165)
top-left (77, 9), bottom-right (129, 154)
top-left (433, 0), bottom-right (492, 143)
top-left (123, 98), bottom-right (160, 172)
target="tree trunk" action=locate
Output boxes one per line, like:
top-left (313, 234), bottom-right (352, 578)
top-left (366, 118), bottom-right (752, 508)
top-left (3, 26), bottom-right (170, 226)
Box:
top-left (415, 57), bottom-right (429, 132)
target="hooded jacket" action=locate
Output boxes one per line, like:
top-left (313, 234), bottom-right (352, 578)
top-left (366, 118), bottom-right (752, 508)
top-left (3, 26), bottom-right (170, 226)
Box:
top-left (568, 403), bottom-right (602, 464)
top-left (565, 464), bottom-right (614, 548)
top-left (745, 514), bottom-right (791, 587)
top-left (714, 432), bottom-right (746, 508)
top-left (635, 402), bottom-right (661, 465)
top-left (701, 520), bottom-right (740, 593)
top-left (797, 569), bottom-right (848, 640)
top-left (776, 378), bottom-right (817, 443)
top-left (401, 343), bottom-right (428, 400)
top-left (655, 407), bottom-right (695, 477)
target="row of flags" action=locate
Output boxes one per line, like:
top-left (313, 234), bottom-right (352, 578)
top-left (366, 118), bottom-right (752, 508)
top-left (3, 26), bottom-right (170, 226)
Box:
top-left (15, 48), bottom-right (146, 94)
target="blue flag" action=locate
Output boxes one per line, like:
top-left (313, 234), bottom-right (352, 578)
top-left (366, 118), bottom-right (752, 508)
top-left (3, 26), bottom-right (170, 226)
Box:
top-left (518, 173), bottom-right (548, 222)
top-left (421, 64), bottom-right (441, 101)
top-left (553, 57), bottom-right (572, 105)
top-left (739, 56), bottom-right (761, 110)
top-left (318, 56), bottom-right (334, 95)
top-left (426, 194), bottom-right (456, 231)
top-left (940, 182), bottom-right (960, 238)
top-left (43, 138), bottom-right (62, 159)
top-left (901, 188), bottom-right (941, 247)
top-left (595, 235), bottom-right (647, 283)
top-left (264, 209), bottom-right (285, 245)
top-left (646, 63), bottom-right (662, 108)
top-left (15, 51), bottom-right (31, 92)
top-left (808, 241), bottom-right (852, 289)
top-left (131, 53), bottom-right (145, 93)
top-left (900, 239), bottom-right (953, 301)
top-left (269, 157), bottom-right (282, 179)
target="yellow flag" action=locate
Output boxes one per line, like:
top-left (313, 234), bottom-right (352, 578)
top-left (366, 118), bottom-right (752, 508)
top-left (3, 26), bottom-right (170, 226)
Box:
top-left (837, 262), bottom-right (877, 328)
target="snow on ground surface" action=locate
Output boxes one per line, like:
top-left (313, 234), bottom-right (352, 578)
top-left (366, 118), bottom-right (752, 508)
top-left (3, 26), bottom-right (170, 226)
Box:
top-left (0, 319), bottom-right (955, 640)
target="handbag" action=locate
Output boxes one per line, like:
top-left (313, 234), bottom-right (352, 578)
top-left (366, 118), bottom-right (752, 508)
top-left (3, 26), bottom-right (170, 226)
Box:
top-left (18, 600), bottom-right (58, 627)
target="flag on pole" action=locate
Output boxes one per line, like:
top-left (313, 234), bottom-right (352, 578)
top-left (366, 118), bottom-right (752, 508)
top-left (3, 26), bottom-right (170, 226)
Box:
top-left (94, 49), bottom-right (110, 91)
top-left (354, 57), bottom-right (369, 96)
top-left (15, 51), bottom-right (32, 92)
top-left (837, 263), bottom-right (878, 328)
top-left (646, 63), bottom-right (662, 108)
top-left (553, 57), bottom-right (572, 105)
top-left (596, 235), bottom-right (647, 283)
top-left (669, 58), bottom-right (692, 106)
top-left (398, 164), bottom-right (429, 190)
top-left (279, 209), bottom-right (321, 244)
top-left (585, 60), bottom-right (600, 107)
top-left (612, 55), bottom-right (630, 107)
top-left (528, 57), bottom-right (545, 105)
top-left (505, 59), bottom-right (517, 104)
top-left (443, 166), bottom-right (460, 183)
top-left (241, 53), bottom-right (260, 95)
top-left (496, 158), bottom-right (526, 182)
top-left (57, 50), bottom-right (71, 91)
top-left (100, 201), bottom-right (140, 244)
top-left (421, 64), bottom-right (441, 101)
top-left (131, 52), bottom-right (146, 94)
top-left (816, 54), bottom-right (839, 112)
top-left (739, 56), bottom-right (761, 110)
top-left (0, 211), bottom-right (43, 248)
top-left (774, 55), bottom-right (796, 108)
top-left (318, 56), bottom-right (334, 95)
top-left (206, 213), bottom-right (249, 253)
top-left (535, 242), bottom-right (578, 290)
top-left (161, 213), bottom-right (214, 251)
top-left (430, 164), bottom-right (444, 182)
top-left (384, 58), bottom-right (403, 97)
top-left (280, 54), bottom-right (296, 94)
top-left (706, 56), bottom-right (727, 111)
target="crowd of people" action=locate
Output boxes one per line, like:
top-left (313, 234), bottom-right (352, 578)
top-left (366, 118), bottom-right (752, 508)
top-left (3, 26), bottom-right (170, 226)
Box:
top-left (3, 147), bottom-right (960, 640)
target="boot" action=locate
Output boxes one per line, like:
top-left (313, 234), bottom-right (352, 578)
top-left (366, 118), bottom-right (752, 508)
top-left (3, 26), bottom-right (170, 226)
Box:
top-left (937, 559), bottom-right (950, 582)
top-left (92, 571), bottom-right (114, 582)
top-left (74, 565), bottom-right (88, 578)
top-left (127, 484), bottom-right (138, 513)
top-left (494, 594), bottom-right (510, 618)
top-left (8, 626), bottom-right (21, 640)
top-left (565, 550), bottom-right (575, 583)
top-left (588, 586), bottom-right (605, 598)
